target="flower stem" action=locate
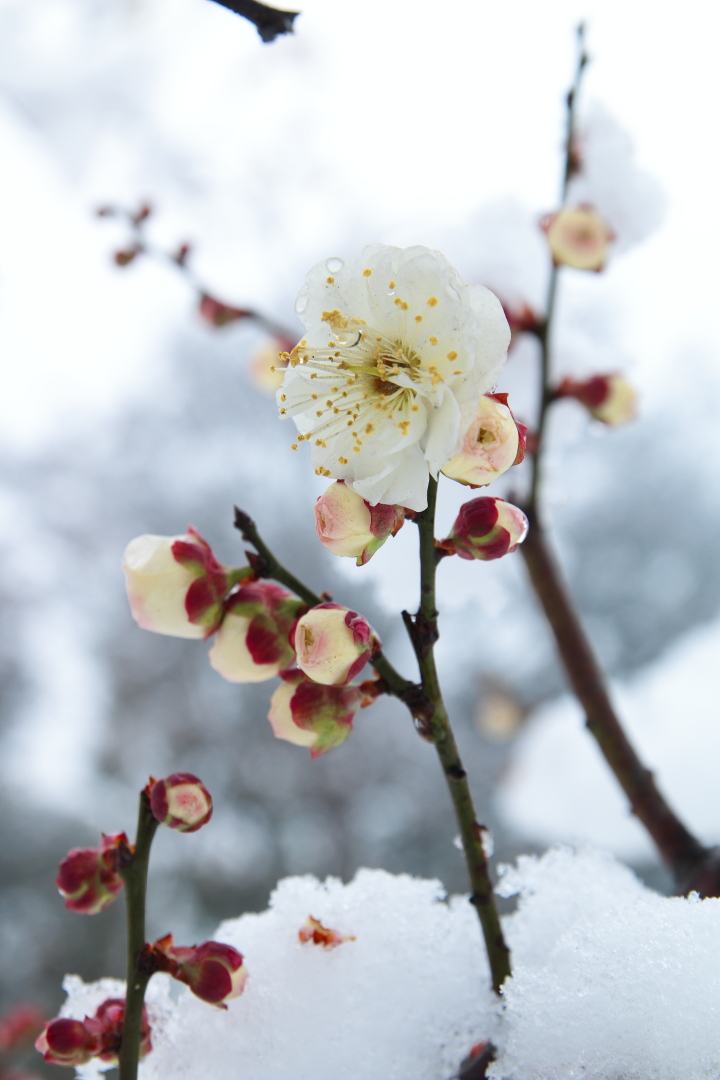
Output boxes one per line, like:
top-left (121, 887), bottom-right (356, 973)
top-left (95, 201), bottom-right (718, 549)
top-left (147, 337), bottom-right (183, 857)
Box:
top-left (118, 791), bottom-right (158, 1080)
top-left (406, 479), bottom-right (511, 993)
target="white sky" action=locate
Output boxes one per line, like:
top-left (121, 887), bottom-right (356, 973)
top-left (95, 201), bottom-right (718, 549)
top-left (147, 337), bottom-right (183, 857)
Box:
top-left (1, 0), bottom-right (719, 448)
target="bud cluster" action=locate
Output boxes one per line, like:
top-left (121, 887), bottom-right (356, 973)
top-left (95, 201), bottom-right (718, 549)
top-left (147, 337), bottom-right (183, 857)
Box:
top-left (56, 833), bottom-right (129, 916)
top-left (35, 1000), bottom-right (151, 1068)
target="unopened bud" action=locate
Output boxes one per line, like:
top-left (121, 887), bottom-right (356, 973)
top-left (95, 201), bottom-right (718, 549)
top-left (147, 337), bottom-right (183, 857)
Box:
top-left (444, 497), bottom-right (528, 561)
top-left (113, 247), bottom-right (140, 267)
top-left (198, 294), bottom-right (252, 328)
top-left (268, 672), bottom-right (363, 757)
top-left (91, 999), bottom-right (151, 1064)
top-left (152, 935), bottom-right (248, 1008)
top-left (442, 394), bottom-right (523, 488)
top-left (35, 1019), bottom-right (100, 1067)
top-left (147, 773), bottom-right (213, 833)
top-left (122, 527), bottom-right (229, 639)
top-left (557, 373), bottom-right (637, 426)
top-left (298, 915), bottom-right (355, 949)
top-left (208, 581), bottom-right (302, 683)
top-left (55, 833), bottom-right (127, 915)
top-left (540, 205), bottom-right (614, 271)
top-left (294, 603), bottom-right (379, 686)
top-left (314, 481), bottom-right (405, 565)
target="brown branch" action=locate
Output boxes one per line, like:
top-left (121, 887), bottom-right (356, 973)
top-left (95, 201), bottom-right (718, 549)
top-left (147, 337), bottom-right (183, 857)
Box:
top-left (205, 0), bottom-right (299, 42)
top-left (520, 510), bottom-right (720, 895)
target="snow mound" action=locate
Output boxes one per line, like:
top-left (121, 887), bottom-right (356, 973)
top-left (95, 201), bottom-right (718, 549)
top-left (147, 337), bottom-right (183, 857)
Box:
top-left (61, 853), bottom-right (720, 1080)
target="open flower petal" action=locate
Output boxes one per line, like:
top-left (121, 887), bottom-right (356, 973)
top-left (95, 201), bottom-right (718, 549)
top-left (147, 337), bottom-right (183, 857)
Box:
top-left (278, 245), bottom-right (510, 511)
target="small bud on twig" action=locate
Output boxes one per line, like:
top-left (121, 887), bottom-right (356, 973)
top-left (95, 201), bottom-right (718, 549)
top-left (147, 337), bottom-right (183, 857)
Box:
top-left (147, 773), bottom-right (213, 833)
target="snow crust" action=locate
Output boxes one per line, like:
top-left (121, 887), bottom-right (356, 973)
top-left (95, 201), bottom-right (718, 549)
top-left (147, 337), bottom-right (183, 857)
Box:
top-left (61, 853), bottom-right (720, 1080)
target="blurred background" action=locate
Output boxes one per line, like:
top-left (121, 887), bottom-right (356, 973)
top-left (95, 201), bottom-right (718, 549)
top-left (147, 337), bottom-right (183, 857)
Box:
top-left (2, 0), bottom-right (720, 1066)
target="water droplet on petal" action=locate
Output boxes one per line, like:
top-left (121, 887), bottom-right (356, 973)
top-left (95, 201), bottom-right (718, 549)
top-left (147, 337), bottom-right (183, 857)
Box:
top-left (295, 293), bottom-right (308, 315)
top-left (452, 834), bottom-right (464, 851)
top-left (326, 257), bottom-right (344, 273)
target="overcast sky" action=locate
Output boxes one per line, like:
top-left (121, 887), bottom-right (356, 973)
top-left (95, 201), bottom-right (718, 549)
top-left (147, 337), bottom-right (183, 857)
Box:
top-left (1, 0), bottom-right (719, 450)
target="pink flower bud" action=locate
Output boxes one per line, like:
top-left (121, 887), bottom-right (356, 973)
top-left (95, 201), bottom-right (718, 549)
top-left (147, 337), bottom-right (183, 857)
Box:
top-left (298, 915), bottom-right (356, 949)
top-left (445, 497), bottom-right (528, 562)
top-left (208, 581), bottom-right (303, 683)
top-left (556, 373), bottom-right (637, 426)
top-left (152, 935), bottom-right (248, 1008)
top-left (293, 603), bottom-right (380, 686)
top-left (122, 527), bottom-right (228, 639)
top-left (268, 672), bottom-right (364, 757)
top-left (35, 1019), bottom-right (101, 1067)
top-left (540, 205), bottom-right (614, 271)
top-left (314, 481), bottom-right (405, 565)
top-left (91, 999), bottom-right (151, 1064)
top-left (198, 294), bottom-right (252, 327)
top-left (442, 394), bottom-right (522, 488)
top-left (55, 833), bottom-right (128, 915)
top-left (147, 773), bottom-right (213, 833)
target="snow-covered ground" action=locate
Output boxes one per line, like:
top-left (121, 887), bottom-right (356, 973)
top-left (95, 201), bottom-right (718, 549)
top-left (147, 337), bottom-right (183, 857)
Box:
top-left (60, 849), bottom-right (720, 1080)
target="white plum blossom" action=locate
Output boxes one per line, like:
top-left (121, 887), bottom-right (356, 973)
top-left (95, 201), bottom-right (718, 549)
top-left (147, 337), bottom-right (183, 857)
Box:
top-left (277, 245), bottom-right (511, 512)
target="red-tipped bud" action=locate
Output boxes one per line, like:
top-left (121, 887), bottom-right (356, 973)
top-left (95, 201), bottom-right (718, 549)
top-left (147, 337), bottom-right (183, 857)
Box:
top-left (0, 1005), bottom-right (44, 1053)
top-left (502, 302), bottom-right (543, 344)
top-left (122, 527), bottom-right (229, 639)
top-left (198, 294), bottom-right (253, 328)
top-left (314, 481), bottom-right (405, 565)
top-left (152, 935), bottom-right (248, 1008)
top-left (443, 497), bottom-right (528, 562)
top-left (556, 373), bottom-right (637, 426)
top-left (55, 833), bottom-right (128, 915)
top-left (147, 773), bottom-right (213, 833)
top-left (442, 394), bottom-right (523, 488)
top-left (298, 915), bottom-right (356, 949)
top-left (540, 205), bottom-right (614, 271)
top-left (91, 999), bottom-right (151, 1064)
top-left (208, 581), bottom-right (302, 683)
top-left (249, 335), bottom-right (294, 393)
top-left (268, 671), bottom-right (363, 757)
top-left (114, 248), bottom-right (141, 267)
top-left (294, 604), bottom-right (380, 686)
top-left (35, 1019), bottom-right (100, 1067)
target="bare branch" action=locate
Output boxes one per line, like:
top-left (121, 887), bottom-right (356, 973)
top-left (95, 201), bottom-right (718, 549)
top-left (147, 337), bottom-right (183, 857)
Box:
top-left (206, 0), bottom-right (299, 42)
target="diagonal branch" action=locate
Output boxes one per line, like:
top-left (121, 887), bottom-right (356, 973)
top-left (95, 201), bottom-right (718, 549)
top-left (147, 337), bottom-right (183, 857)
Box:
top-left (206, 0), bottom-right (299, 42)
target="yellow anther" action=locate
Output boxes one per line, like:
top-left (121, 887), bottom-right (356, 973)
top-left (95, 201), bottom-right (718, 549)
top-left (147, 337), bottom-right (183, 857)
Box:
top-left (394, 297), bottom-right (402, 306)
top-left (279, 408), bottom-right (286, 415)
top-left (321, 309), bottom-right (349, 329)
top-left (280, 394), bottom-right (286, 401)
top-left (326, 276), bottom-right (335, 283)
top-left (401, 301), bottom-right (409, 311)
top-left (453, 370), bottom-right (463, 375)
top-left (291, 443), bottom-right (298, 450)
top-left (389, 279), bottom-right (396, 288)
top-left (429, 336), bottom-right (438, 345)
top-left (312, 393), bottom-right (318, 399)
top-left (270, 365), bottom-right (275, 372)
top-left (316, 410), bottom-right (323, 416)
top-left (364, 423), bottom-right (374, 434)
top-left (411, 405), bottom-right (419, 412)
top-left (398, 420), bottom-right (411, 435)
top-left (427, 296), bottom-right (438, 307)
top-left (363, 268), bottom-right (372, 277)
top-left (415, 315), bottom-right (423, 323)
top-left (352, 446), bottom-right (361, 453)
top-left (338, 456), bottom-right (348, 465)
top-left (447, 351), bottom-right (458, 361)
top-left (315, 439), bottom-right (327, 447)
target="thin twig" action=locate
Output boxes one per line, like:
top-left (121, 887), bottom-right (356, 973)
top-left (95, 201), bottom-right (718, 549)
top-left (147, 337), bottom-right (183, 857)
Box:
top-left (117, 791), bottom-right (158, 1080)
top-left (206, 0), bottom-right (299, 42)
top-left (231, 505), bottom-right (421, 708)
top-left (521, 26), bottom-right (720, 895)
top-left (406, 480), bottom-right (511, 993)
